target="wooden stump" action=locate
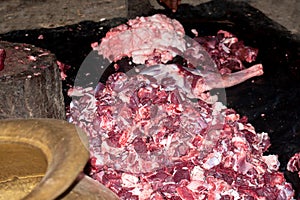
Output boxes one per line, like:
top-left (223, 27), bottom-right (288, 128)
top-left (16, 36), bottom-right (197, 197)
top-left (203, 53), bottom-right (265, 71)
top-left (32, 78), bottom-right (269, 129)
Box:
top-left (0, 41), bottom-right (65, 119)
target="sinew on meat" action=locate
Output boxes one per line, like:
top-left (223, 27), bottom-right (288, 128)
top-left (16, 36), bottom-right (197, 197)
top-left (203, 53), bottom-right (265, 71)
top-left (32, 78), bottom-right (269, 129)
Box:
top-left (287, 153), bottom-right (300, 178)
top-left (69, 14), bottom-right (295, 199)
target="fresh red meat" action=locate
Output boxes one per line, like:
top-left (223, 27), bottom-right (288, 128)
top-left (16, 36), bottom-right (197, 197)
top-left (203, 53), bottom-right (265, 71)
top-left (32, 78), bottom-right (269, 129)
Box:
top-left (94, 14), bottom-right (186, 65)
top-left (287, 152), bottom-right (300, 178)
top-left (69, 70), bottom-right (294, 199)
top-left (194, 30), bottom-right (259, 75)
top-left (69, 14), bottom-right (295, 200)
top-left (0, 48), bottom-right (6, 71)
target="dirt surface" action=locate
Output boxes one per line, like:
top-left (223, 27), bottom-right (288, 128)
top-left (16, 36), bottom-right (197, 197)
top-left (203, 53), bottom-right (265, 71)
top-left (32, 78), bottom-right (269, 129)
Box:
top-left (250, 0), bottom-right (299, 35)
top-left (0, 0), bottom-right (128, 33)
top-left (150, 0), bottom-right (300, 35)
top-left (0, 0), bottom-right (299, 36)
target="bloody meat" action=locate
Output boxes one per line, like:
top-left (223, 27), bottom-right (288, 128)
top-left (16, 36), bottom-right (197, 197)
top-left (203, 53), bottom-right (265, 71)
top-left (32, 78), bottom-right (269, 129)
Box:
top-left (193, 30), bottom-right (259, 75)
top-left (0, 48), bottom-right (6, 71)
top-left (287, 152), bottom-right (300, 178)
top-left (69, 14), bottom-right (295, 199)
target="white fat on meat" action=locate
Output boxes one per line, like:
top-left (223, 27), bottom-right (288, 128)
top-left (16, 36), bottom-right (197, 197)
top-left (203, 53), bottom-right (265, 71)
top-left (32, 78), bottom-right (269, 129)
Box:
top-left (121, 173), bottom-right (139, 187)
top-left (202, 151), bottom-right (222, 170)
top-left (232, 136), bottom-right (249, 150)
top-left (276, 184), bottom-right (295, 200)
top-left (220, 189), bottom-right (240, 200)
top-left (262, 154), bottom-right (280, 171)
top-left (232, 149), bottom-right (253, 175)
top-left (68, 86), bottom-right (94, 97)
top-left (130, 182), bottom-right (154, 200)
top-left (96, 14), bottom-right (186, 64)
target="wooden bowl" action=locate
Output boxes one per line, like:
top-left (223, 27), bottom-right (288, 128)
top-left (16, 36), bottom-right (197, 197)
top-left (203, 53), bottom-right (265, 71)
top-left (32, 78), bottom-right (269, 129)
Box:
top-left (0, 119), bottom-right (119, 200)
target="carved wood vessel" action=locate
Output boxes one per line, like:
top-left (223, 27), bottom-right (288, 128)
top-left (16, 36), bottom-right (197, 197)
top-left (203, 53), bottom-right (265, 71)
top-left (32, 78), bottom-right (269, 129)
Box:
top-left (0, 119), bottom-right (119, 200)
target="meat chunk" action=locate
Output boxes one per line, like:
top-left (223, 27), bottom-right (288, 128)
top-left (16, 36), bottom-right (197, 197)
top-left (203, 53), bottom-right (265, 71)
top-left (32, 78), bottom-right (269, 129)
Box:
top-left (0, 48), bottom-right (5, 71)
top-left (69, 72), bottom-right (294, 199)
top-left (139, 63), bottom-right (263, 101)
top-left (94, 14), bottom-right (186, 64)
top-left (194, 30), bottom-right (260, 75)
top-left (94, 14), bottom-right (263, 97)
top-left (287, 152), bottom-right (300, 178)
top-left (69, 14), bottom-right (295, 200)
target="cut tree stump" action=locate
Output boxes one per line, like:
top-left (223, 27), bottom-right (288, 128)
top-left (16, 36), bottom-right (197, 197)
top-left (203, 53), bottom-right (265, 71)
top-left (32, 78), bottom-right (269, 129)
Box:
top-left (0, 41), bottom-right (65, 119)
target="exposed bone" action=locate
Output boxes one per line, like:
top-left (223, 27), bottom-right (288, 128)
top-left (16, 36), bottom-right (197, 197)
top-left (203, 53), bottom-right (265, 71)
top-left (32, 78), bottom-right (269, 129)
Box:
top-left (202, 64), bottom-right (263, 89)
top-left (139, 63), bottom-right (263, 100)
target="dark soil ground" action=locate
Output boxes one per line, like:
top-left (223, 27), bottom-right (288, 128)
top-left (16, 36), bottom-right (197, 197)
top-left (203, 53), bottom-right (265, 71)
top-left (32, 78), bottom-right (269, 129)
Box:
top-left (0, 0), bottom-right (299, 36)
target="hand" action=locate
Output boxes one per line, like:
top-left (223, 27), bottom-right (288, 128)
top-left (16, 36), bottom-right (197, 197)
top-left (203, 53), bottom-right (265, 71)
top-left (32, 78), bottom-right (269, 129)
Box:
top-left (158, 0), bottom-right (181, 12)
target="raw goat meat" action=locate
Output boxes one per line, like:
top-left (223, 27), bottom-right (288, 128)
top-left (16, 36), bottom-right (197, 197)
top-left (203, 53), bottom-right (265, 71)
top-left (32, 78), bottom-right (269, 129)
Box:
top-left (0, 48), bottom-right (6, 71)
top-left (69, 14), bottom-right (295, 199)
top-left (94, 14), bottom-right (186, 64)
top-left (56, 60), bottom-right (71, 80)
top-left (287, 152), bottom-right (300, 178)
top-left (194, 30), bottom-right (259, 75)
top-left (138, 63), bottom-right (263, 102)
top-left (69, 70), bottom-right (294, 199)
top-left (94, 14), bottom-right (263, 95)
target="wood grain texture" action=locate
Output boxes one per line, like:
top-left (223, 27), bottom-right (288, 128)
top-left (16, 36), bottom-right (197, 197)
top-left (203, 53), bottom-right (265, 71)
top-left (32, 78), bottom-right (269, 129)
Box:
top-left (0, 41), bottom-right (65, 119)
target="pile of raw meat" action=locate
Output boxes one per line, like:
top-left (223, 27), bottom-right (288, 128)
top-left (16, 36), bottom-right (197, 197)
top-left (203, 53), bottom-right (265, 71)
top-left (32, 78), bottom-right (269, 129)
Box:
top-left (68, 14), bottom-right (298, 199)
